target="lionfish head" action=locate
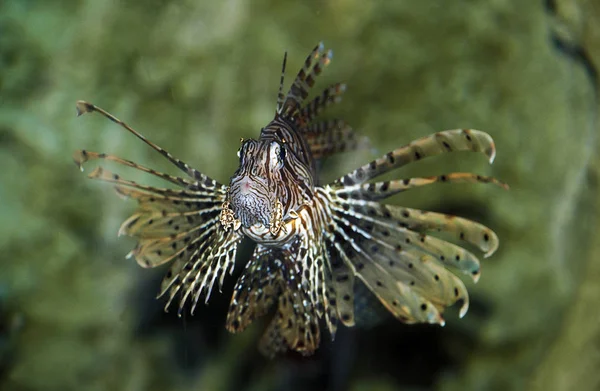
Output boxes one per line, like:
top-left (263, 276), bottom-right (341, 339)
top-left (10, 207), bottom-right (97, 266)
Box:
top-left (228, 137), bottom-right (291, 228)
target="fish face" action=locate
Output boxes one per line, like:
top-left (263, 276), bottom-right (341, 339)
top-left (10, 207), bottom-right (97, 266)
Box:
top-left (228, 138), bottom-right (287, 229)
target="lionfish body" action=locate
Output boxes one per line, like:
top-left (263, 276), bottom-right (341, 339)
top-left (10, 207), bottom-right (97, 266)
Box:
top-left (75, 43), bottom-right (506, 357)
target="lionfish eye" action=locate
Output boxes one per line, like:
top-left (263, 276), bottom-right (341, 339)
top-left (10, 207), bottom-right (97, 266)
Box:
top-left (238, 139), bottom-right (255, 162)
top-left (269, 141), bottom-right (285, 169)
top-left (278, 145), bottom-right (286, 161)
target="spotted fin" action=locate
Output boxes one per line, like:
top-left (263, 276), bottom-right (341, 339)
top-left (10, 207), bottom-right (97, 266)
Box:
top-left (280, 43), bottom-right (333, 120)
top-left (226, 246), bottom-right (281, 333)
top-left (329, 198), bottom-right (485, 281)
top-left (273, 279), bottom-right (321, 356)
top-left (332, 206), bottom-right (471, 318)
top-left (259, 319), bottom-right (288, 358)
top-left (336, 129), bottom-right (497, 186)
top-left (251, 252), bottom-right (321, 357)
top-left (323, 146), bottom-right (503, 322)
top-left (326, 203), bottom-right (446, 325)
top-left (323, 239), bottom-right (356, 327)
top-left (334, 172), bottom-right (508, 201)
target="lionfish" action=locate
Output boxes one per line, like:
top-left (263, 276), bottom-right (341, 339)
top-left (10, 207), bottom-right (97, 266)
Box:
top-left (74, 43), bottom-right (506, 357)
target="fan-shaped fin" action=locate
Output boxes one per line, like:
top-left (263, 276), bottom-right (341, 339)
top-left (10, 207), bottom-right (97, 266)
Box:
top-left (330, 201), bottom-right (483, 281)
top-left (323, 238), bottom-right (356, 327)
top-left (328, 216), bottom-right (445, 325)
top-left (226, 247), bottom-right (281, 333)
top-left (76, 101), bottom-right (242, 318)
top-left (161, 229), bottom-right (242, 316)
top-left (259, 319), bottom-right (288, 358)
top-left (329, 196), bottom-right (500, 257)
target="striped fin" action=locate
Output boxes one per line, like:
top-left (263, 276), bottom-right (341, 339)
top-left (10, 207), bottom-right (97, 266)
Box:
top-left (320, 249), bottom-right (340, 338)
top-left (292, 194), bottom-right (345, 336)
top-left (307, 238), bottom-right (340, 338)
top-left (279, 43), bottom-right (323, 117)
top-left (84, 165), bottom-right (223, 204)
top-left (320, 182), bottom-right (503, 322)
top-left (131, 219), bottom-right (218, 268)
top-left (280, 43), bottom-right (333, 119)
top-left (324, 238), bottom-right (356, 327)
top-left (333, 172), bottom-right (508, 201)
top-left (336, 129), bottom-right (497, 186)
top-left (226, 247), bottom-right (281, 333)
top-left (157, 231), bottom-right (218, 298)
top-left (226, 242), bottom-right (329, 355)
top-left (75, 101), bottom-right (242, 317)
top-left (329, 199), bottom-right (484, 281)
top-left (251, 252), bottom-right (321, 357)
top-left (76, 101), bottom-right (214, 182)
top-left (304, 47), bottom-right (332, 89)
top-left (275, 51), bottom-right (288, 113)
top-left (298, 83), bottom-right (346, 124)
top-left (77, 163), bottom-right (229, 271)
top-left (161, 228), bottom-right (243, 316)
top-left (326, 212), bottom-right (446, 325)
top-left (304, 120), bottom-right (371, 160)
top-left (74, 150), bottom-right (195, 188)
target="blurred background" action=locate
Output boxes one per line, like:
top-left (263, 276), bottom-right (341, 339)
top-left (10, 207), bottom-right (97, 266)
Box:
top-left (1, 0), bottom-right (600, 390)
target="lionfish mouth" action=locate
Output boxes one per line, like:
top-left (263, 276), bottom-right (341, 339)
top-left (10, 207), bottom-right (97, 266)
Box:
top-left (228, 177), bottom-right (274, 228)
top-left (232, 194), bottom-right (271, 227)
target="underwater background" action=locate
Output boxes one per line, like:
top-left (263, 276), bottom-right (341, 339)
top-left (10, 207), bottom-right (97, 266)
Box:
top-left (1, 0), bottom-right (599, 390)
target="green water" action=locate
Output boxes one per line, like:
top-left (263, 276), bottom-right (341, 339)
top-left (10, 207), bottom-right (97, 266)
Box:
top-left (1, 1), bottom-right (598, 390)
